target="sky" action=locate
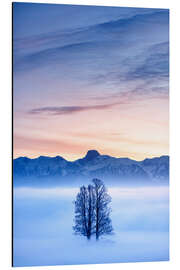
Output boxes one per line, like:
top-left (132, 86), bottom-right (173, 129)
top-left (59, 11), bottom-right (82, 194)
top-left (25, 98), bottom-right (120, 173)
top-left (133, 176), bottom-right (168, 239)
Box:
top-left (13, 3), bottom-right (169, 161)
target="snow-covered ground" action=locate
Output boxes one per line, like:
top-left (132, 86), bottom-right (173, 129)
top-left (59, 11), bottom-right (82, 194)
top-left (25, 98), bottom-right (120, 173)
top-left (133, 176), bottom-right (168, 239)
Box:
top-left (13, 184), bottom-right (169, 267)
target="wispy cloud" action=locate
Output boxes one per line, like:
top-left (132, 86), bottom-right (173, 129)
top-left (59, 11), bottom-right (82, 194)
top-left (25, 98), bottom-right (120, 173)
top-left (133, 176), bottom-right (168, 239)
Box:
top-left (13, 5), bottom-right (169, 160)
top-left (14, 10), bottom-right (164, 52)
top-left (14, 9), bottom-right (169, 75)
top-left (89, 41), bottom-right (169, 99)
top-left (28, 102), bottom-right (121, 116)
top-left (125, 42), bottom-right (169, 81)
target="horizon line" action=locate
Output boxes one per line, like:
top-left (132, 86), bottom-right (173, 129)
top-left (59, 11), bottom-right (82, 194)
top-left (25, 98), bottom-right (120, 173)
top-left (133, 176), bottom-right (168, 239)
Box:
top-left (13, 150), bottom-right (169, 163)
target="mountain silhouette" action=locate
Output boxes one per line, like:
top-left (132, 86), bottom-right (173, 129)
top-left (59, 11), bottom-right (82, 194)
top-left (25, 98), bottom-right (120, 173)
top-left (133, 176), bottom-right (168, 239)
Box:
top-left (13, 150), bottom-right (169, 185)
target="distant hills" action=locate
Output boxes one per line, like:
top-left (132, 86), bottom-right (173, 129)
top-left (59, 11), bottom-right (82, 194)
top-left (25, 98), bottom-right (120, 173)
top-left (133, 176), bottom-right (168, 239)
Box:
top-left (13, 150), bottom-right (169, 186)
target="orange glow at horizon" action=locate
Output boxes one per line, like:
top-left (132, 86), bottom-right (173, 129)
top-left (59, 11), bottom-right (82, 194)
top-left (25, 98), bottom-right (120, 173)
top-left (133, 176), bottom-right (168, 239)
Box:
top-left (13, 5), bottom-right (169, 163)
top-left (13, 95), bottom-right (169, 161)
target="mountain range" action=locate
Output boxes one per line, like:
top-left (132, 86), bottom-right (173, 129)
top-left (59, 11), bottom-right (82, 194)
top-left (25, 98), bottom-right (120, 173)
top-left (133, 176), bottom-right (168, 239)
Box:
top-left (13, 150), bottom-right (169, 186)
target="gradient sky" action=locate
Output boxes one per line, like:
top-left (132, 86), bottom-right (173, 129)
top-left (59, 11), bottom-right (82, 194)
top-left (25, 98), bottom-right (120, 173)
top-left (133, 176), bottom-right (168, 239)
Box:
top-left (13, 3), bottom-right (169, 161)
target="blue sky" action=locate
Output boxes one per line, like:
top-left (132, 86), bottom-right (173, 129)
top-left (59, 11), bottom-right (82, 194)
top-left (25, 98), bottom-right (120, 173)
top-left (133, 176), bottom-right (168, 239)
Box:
top-left (13, 3), bottom-right (169, 160)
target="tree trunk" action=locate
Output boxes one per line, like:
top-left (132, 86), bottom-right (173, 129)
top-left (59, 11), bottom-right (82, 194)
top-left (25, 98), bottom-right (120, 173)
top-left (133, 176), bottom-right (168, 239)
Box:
top-left (87, 185), bottom-right (92, 240)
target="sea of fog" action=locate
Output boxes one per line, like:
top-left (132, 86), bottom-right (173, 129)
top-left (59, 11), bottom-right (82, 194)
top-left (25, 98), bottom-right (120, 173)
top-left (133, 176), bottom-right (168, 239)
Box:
top-left (13, 183), bottom-right (169, 267)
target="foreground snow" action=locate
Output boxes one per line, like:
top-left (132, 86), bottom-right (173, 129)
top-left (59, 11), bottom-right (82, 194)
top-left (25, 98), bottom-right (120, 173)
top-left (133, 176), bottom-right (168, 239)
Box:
top-left (13, 185), bottom-right (169, 267)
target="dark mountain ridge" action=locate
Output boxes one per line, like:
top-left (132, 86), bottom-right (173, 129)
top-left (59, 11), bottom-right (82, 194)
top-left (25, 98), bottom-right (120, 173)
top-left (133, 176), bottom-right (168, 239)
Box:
top-left (13, 150), bottom-right (169, 185)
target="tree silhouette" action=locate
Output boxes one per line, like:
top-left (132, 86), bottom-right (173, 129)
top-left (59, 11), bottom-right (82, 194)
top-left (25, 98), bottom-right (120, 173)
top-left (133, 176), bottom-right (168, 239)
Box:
top-left (73, 185), bottom-right (95, 239)
top-left (92, 178), bottom-right (113, 240)
top-left (73, 179), bottom-right (113, 240)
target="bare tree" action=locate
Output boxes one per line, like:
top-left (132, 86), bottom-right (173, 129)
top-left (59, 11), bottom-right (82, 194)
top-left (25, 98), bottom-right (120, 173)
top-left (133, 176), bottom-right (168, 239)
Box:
top-left (73, 185), bottom-right (95, 239)
top-left (73, 179), bottom-right (113, 240)
top-left (92, 178), bottom-right (113, 240)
